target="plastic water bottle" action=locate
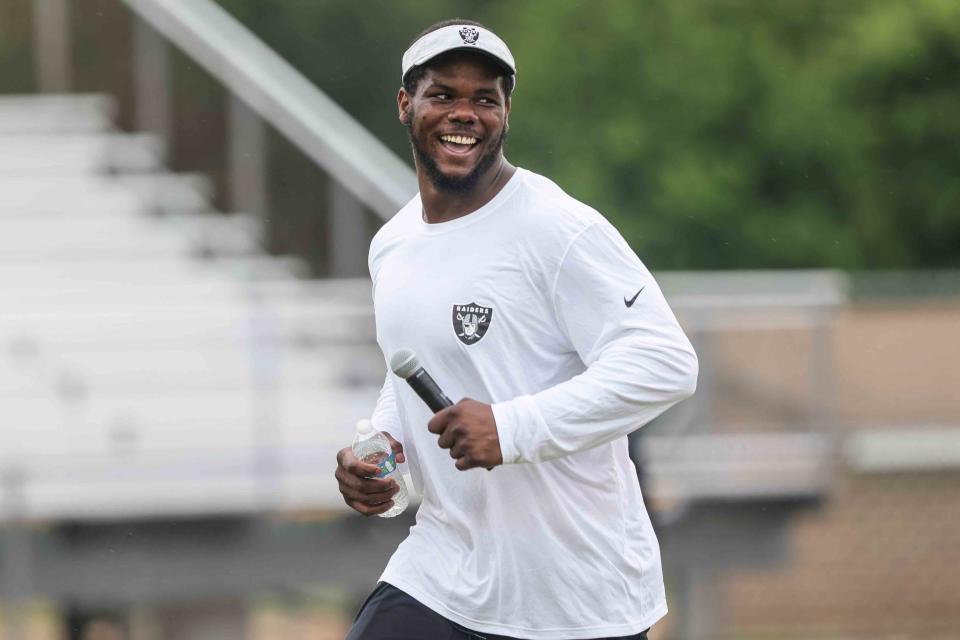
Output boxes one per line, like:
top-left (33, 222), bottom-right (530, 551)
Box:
top-left (352, 419), bottom-right (408, 518)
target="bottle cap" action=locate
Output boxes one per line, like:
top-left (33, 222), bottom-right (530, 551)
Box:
top-left (355, 419), bottom-right (374, 435)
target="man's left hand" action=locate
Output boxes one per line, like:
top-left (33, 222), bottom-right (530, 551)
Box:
top-left (428, 398), bottom-right (503, 471)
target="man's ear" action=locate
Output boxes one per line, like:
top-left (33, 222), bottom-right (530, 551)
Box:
top-left (504, 96), bottom-right (511, 131)
top-left (398, 88), bottom-right (411, 125)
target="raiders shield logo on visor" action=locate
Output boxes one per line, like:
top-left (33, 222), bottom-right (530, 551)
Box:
top-left (453, 302), bottom-right (493, 345)
top-left (459, 26), bottom-right (480, 45)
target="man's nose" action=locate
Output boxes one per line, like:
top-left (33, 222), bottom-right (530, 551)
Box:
top-left (447, 99), bottom-right (477, 122)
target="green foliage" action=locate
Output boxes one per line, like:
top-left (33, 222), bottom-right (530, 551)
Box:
top-left (218, 0), bottom-right (960, 270)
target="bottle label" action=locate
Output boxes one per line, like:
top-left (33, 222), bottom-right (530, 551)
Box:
top-left (375, 451), bottom-right (398, 478)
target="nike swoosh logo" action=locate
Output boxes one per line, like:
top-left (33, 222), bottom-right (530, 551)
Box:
top-left (624, 287), bottom-right (645, 308)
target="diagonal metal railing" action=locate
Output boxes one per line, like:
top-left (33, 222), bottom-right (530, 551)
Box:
top-left (120, 0), bottom-right (416, 220)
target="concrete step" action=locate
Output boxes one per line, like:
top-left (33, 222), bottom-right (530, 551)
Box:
top-left (0, 94), bottom-right (115, 133)
top-left (0, 255), bottom-right (310, 286)
top-left (165, 211), bottom-right (263, 257)
top-left (0, 175), bottom-right (148, 215)
top-left (0, 173), bottom-right (211, 216)
top-left (3, 385), bottom-right (376, 456)
top-left (0, 344), bottom-right (385, 396)
top-left (10, 441), bottom-right (362, 519)
top-left (1, 301), bottom-right (376, 353)
top-left (114, 173), bottom-right (213, 214)
top-left (0, 214), bottom-right (264, 261)
top-left (0, 133), bottom-right (164, 173)
top-left (5, 278), bottom-right (372, 308)
top-left (0, 216), bottom-right (195, 259)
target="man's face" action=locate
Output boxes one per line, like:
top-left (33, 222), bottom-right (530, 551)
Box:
top-left (398, 52), bottom-right (511, 194)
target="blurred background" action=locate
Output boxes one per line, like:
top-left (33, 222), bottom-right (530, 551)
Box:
top-left (1, 0), bottom-right (958, 638)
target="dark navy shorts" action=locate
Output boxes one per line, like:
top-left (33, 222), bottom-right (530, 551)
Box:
top-left (345, 582), bottom-right (651, 640)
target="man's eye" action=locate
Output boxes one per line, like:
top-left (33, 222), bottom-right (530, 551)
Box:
top-left (433, 93), bottom-right (450, 100)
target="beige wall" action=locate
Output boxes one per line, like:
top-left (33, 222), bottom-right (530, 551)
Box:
top-left (706, 300), bottom-right (960, 638)
top-left (717, 470), bottom-right (960, 638)
top-left (701, 301), bottom-right (960, 434)
top-left (832, 302), bottom-right (960, 428)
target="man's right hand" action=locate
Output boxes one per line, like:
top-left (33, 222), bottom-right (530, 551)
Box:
top-left (335, 431), bottom-right (405, 516)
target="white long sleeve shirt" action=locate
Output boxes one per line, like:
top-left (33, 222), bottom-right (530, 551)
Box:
top-left (368, 168), bottom-right (697, 639)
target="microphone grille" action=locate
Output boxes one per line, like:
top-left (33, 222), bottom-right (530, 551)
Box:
top-left (390, 348), bottom-right (420, 379)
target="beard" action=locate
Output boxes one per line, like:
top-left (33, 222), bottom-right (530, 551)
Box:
top-left (405, 108), bottom-right (507, 194)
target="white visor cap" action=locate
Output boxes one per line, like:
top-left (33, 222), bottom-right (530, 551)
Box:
top-left (402, 24), bottom-right (516, 89)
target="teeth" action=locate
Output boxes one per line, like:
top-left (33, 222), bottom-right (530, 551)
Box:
top-left (441, 135), bottom-right (477, 145)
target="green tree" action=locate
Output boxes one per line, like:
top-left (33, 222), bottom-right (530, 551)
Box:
top-left (499, 0), bottom-right (960, 269)
top-left (219, 0), bottom-right (960, 270)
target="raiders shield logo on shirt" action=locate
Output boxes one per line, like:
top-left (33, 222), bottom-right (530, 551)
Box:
top-left (453, 302), bottom-right (493, 345)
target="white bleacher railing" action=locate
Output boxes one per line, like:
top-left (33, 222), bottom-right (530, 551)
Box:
top-left (120, 0), bottom-right (417, 220)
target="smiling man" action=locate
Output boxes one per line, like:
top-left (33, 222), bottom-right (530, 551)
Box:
top-left (337, 19), bottom-right (699, 640)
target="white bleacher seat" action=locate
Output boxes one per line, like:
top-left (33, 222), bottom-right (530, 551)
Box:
top-left (0, 94), bottom-right (115, 133)
top-left (0, 94), bottom-right (383, 520)
top-left (0, 133), bottom-right (164, 173)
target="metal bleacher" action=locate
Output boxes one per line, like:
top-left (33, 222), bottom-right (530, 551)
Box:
top-left (0, 94), bottom-right (385, 521)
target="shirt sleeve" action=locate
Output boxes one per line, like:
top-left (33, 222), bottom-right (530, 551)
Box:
top-left (370, 371), bottom-right (404, 444)
top-left (491, 220), bottom-right (698, 464)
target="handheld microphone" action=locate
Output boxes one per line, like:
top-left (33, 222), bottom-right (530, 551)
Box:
top-left (390, 348), bottom-right (453, 413)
